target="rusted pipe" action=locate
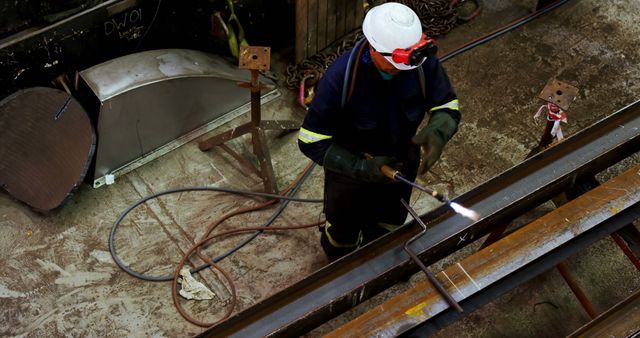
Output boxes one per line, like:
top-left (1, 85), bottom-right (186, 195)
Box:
top-left (556, 262), bottom-right (598, 319)
top-left (610, 232), bottom-right (640, 271)
top-left (250, 69), bottom-right (261, 126)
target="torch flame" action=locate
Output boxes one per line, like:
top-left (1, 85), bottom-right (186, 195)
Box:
top-left (449, 202), bottom-right (480, 222)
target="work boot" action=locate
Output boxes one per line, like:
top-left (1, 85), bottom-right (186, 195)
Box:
top-left (320, 233), bottom-right (357, 262)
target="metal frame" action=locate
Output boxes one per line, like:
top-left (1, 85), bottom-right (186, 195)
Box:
top-left (326, 163), bottom-right (640, 337)
top-left (198, 46), bottom-right (299, 194)
top-left (567, 289), bottom-right (640, 337)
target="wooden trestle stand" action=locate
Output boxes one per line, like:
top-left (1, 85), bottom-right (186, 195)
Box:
top-left (198, 46), bottom-right (299, 193)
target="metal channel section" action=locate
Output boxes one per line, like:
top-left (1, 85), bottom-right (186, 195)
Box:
top-left (329, 164), bottom-right (640, 337)
top-left (198, 101), bottom-right (640, 338)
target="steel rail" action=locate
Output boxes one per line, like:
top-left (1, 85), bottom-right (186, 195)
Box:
top-left (197, 102), bottom-right (640, 338)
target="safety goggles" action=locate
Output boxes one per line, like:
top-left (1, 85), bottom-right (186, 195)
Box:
top-left (376, 33), bottom-right (437, 68)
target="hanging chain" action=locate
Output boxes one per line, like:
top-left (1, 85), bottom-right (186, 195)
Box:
top-left (284, 31), bottom-right (363, 90)
top-left (397, 0), bottom-right (459, 36)
top-left (284, 0), bottom-right (472, 92)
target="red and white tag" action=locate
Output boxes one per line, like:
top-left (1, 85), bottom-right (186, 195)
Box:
top-left (534, 103), bottom-right (568, 140)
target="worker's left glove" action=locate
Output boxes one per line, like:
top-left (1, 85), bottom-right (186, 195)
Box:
top-left (412, 112), bottom-right (459, 175)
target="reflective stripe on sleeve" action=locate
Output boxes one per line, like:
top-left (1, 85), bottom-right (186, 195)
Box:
top-left (430, 99), bottom-right (459, 112)
top-left (298, 127), bottom-right (333, 144)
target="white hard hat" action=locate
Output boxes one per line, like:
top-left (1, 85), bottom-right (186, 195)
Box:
top-left (362, 2), bottom-right (423, 70)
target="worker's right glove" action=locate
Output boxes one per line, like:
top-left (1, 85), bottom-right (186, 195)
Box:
top-left (323, 143), bottom-right (396, 183)
top-left (412, 112), bottom-right (459, 175)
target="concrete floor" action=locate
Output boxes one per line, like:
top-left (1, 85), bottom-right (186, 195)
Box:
top-left (2, 0), bottom-right (640, 337)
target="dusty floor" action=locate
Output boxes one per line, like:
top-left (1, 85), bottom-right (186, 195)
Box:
top-left (2, 0), bottom-right (640, 337)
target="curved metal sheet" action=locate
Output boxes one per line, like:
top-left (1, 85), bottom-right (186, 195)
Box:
top-left (79, 49), bottom-right (251, 101)
top-left (78, 49), bottom-right (279, 187)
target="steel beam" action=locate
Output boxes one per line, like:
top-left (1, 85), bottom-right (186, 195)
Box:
top-left (329, 164), bottom-right (640, 337)
top-left (197, 102), bottom-right (640, 338)
top-left (408, 203), bottom-right (640, 337)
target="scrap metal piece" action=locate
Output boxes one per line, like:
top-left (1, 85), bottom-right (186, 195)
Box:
top-left (0, 87), bottom-right (95, 211)
top-left (538, 79), bottom-right (579, 111)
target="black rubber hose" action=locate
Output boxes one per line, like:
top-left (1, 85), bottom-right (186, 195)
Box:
top-left (109, 164), bottom-right (321, 282)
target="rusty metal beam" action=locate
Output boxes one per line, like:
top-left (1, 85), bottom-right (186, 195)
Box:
top-left (329, 164), bottom-right (640, 337)
top-left (197, 102), bottom-right (640, 338)
top-left (410, 200), bottom-right (640, 337)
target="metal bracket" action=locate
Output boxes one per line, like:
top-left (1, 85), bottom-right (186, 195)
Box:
top-left (538, 79), bottom-right (579, 111)
top-left (239, 46), bottom-right (270, 71)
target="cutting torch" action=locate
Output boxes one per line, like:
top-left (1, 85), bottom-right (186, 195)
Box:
top-left (380, 164), bottom-right (480, 222)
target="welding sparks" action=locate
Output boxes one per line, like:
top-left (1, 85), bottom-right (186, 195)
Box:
top-left (449, 202), bottom-right (480, 222)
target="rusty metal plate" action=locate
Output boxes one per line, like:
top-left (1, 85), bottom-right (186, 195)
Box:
top-left (0, 87), bottom-right (95, 211)
top-left (239, 46), bottom-right (270, 71)
top-left (538, 79), bottom-right (579, 110)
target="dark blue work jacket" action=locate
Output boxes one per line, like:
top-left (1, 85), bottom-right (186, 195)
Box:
top-left (298, 44), bottom-right (460, 171)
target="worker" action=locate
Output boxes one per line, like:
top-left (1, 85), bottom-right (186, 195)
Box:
top-left (297, 2), bottom-right (461, 261)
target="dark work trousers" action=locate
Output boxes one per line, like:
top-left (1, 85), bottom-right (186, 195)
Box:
top-left (320, 169), bottom-right (414, 261)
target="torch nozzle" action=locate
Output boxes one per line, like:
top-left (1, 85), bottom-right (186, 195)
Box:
top-left (381, 164), bottom-right (480, 222)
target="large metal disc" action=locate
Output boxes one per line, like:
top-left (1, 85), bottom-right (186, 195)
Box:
top-left (0, 87), bottom-right (95, 211)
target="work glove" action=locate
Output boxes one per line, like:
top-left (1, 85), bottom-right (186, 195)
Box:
top-left (412, 112), bottom-right (459, 175)
top-left (323, 143), bottom-right (396, 183)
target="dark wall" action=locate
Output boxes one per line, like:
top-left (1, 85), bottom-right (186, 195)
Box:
top-left (0, 0), bottom-right (295, 100)
top-left (228, 0), bottom-right (295, 48)
top-left (0, 0), bottom-right (102, 39)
